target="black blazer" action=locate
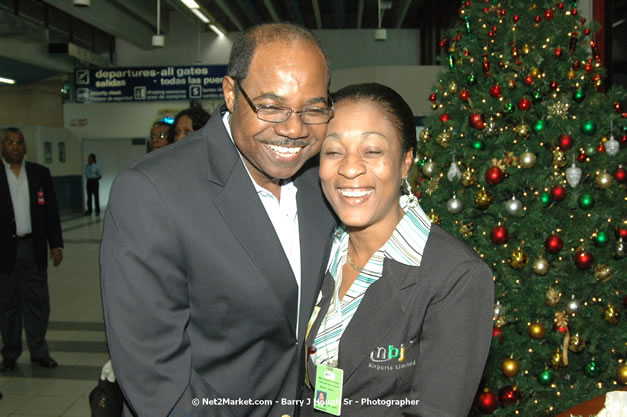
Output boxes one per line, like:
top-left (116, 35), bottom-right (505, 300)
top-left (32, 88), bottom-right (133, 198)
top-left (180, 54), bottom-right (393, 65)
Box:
top-left (100, 107), bottom-right (337, 417)
top-left (302, 224), bottom-right (494, 417)
top-left (0, 161), bottom-right (63, 273)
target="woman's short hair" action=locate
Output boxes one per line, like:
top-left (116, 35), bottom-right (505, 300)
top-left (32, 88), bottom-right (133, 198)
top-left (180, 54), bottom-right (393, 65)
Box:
top-left (331, 83), bottom-right (416, 157)
top-left (169, 103), bottom-right (211, 143)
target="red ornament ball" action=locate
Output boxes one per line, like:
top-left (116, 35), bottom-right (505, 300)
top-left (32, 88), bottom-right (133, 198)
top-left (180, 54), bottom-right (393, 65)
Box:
top-left (513, 15), bottom-right (519, 23)
top-left (468, 113), bottom-right (485, 129)
top-left (485, 166), bottom-right (505, 185)
top-left (558, 2), bottom-right (564, 9)
top-left (577, 152), bottom-right (587, 162)
top-left (550, 185), bottom-right (566, 201)
top-left (534, 15), bottom-right (542, 23)
top-left (518, 97), bottom-right (531, 111)
top-left (613, 167), bottom-right (626, 183)
top-left (524, 76), bottom-right (534, 85)
top-left (621, 135), bottom-right (627, 144)
top-left (483, 7), bottom-right (489, 13)
top-left (459, 90), bottom-right (470, 101)
top-left (550, 80), bottom-right (559, 90)
top-left (492, 326), bottom-right (503, 339)
top-left (615, 102), bottom-right (624, 112)
top-left (597, 143), bottom-right (606, 153)
top-left (573, 60), bottom-right (581, 70)
top-left (558, 133), bottom-right (574, 150)
top-left (500, 9), bottom-right (506, 16)
top-left (575, 250), bottom-right (594, 269)
top-left (489, 84), bottom-right (502, 98)
top-left (554, 47), bottom-right (562, 57)
top-left (439, 113), bottom-right (450, 123)
top-left (545, 235), bottom-right (564, 253)
top-left (584, 28), bottom-right (590, 36)
top-left (498, 385), bottom-right (521, 406)
top-left (545, 9), bottom-right (554, 20)
top-left (429, 93), bottom-right (437, 102)
top-left (573, 8), bottom-right (578, 15)
top-left (476, 390), bottom-right (499, 414)
top-left (491, 225), bottom-right (509, 245)
top-left (616, 227), bottom-right (627, 240)
top-left (585, 62), bottom-right (593, 73)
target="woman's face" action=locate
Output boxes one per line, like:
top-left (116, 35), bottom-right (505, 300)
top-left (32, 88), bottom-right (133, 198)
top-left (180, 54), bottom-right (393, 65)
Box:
top-left (319, 99), bottom-right (413, 234)
top-left (150, 124), bottom-right (170, 150)
top-left (173, 115), bottom-right (194, 142)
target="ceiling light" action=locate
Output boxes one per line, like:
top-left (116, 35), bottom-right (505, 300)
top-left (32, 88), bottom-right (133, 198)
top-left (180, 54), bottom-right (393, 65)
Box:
top-left (73, 0), bottom-right (90, 6)
top-left (209, 24), bottom-right (224, 37)
top-left (180, 0), bottom-right (200, 9)
top-left (153, 0), bottom-right (165, 47)
top-left (192, 8), bottom-right (210, 23)
top-left (0, 77), bottom-right (16, 84)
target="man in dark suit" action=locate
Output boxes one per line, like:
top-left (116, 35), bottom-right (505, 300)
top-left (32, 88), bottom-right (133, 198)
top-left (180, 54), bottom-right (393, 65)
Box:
top-left (100, 23), bottom-right (336, 417)
top-left (0, 127), bottom-right (63, 372)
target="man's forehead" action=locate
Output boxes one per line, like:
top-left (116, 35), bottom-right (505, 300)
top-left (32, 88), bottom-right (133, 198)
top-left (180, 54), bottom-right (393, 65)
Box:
top-left (4, 132), bottom-right (24, 142)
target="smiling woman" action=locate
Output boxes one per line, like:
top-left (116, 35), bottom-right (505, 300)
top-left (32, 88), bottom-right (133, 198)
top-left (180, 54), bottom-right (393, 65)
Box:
top-left (301, 83), bottom-right (495, 417)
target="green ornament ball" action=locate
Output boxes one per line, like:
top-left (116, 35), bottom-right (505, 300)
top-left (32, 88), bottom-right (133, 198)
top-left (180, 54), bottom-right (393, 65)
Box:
top-left (584, 360), bottom-right (600, 377)
top-left (468, 73), bottom-right (477, 85)
top-left (581, 120), bottom-right (596, 134)
top-left (533, 90), bottom-right (542, 101)
top-left (472, 139), bottom-right (485, 150)
top-left (586, 145), bottom-right (596, 155)
top-left (541, 192), bottom-right (551, 207)
top-left (504, 102), bottom-right (514, 113)
top-left (578, 194), bottom-right (594, 209)
top-left (417, 158), bottom-right (427, 168)
top-left (573, 89), bottom-right (585, 103)
top-left (593, 231), bottom-right (609, 247)
top-left (538, 369), bottom-right (554, 386)
top-left (534, 120), bottom-right (546, 132)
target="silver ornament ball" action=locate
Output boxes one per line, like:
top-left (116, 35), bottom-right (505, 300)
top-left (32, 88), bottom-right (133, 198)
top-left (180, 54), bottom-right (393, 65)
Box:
top-left (520, 152), bottom-right (536, 168)
top-left (505, 195), bottom-right (523, 215)
top-left (422, 160), bottom-right (436, 177)
top-left (605, 137), bottom-right (620, 156)
top-left (447, 194), bottom-right (464, 214)
top-left (532, 257), bottom-right (549, 275)
top-left (595, 172), bottom-right (613, 189)
top-left (565, 295), bottom-right (581, 315)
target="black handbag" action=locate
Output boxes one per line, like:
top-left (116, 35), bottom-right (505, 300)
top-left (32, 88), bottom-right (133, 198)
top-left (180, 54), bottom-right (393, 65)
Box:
top-left (88, 378), bottom-right (123, 417)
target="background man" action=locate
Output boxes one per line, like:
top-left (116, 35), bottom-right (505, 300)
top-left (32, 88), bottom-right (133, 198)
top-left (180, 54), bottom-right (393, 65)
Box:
top-left (84, 153), bottom-right (102, 216)
top-left (100, 23), bottom-right (336, 417)
top-left (0, 127), bottom-right (63, 372)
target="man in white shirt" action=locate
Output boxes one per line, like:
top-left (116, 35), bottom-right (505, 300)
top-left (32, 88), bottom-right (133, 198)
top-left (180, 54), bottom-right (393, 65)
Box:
top-left (0, 127), bottom-right (63, 372)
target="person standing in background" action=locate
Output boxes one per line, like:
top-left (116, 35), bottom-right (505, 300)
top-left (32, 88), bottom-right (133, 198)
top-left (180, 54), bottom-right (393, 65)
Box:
top-left (0, 127), bottom-right (63, 372)
top-left (170, 102), bottom-right (211, 142)
top-left (84, 153), bottom-right (101, 216)
top-left (149, 121), bottom-right (171, 152)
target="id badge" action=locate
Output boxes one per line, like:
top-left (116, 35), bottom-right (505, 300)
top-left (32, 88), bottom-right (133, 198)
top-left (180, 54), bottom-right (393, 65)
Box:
top-left (314, 364), bottom-right (343, 416)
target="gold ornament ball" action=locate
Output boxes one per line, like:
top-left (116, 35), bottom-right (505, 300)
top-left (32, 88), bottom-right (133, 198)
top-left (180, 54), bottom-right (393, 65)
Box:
top-left (436, 132), bottom-right (452, 148)
top-left (448, 81), bottom-right (458, 93)
top-left (510, 247), bottom-right (529, 269)
top-left (546, 287), bottom-right (561, 306)
top-left (522, 44), bottom-right (531, 55)
top-left (520, 151), bottom-right (537, 168)
top-left (530, 66), bottom-right (540, 77)
top-left (595, 172), bottom-right (613, 189)
top-left (475, 188), bottom-right (494, 209)
top-left (617, 363), bottom-right (627, 385)
top-left (552, 149), bottom-right (568, 168)
top-left (427, 209), bottom-right (441, 225)
top-left (507, 79), bottom-right (516, 89)
top-left (603, 304), bottom-right (620, 324)
top-left (514, 123), bottom-right (531, 138)
top-left (419, 128), bottom-right (431, 142)
top-left (431, 102), bottom-right (439, 110)
top-left (532, 257), bottom-right (549, 275)
top-left (501, 357), bottom-right (521, 377)
top-left (422, 160), bottom-right (436, 177)
top-left (528, 322), bottom-right (546, 339)
top-left (549, 347), bottom-right (564, 369)
top-left (461, 168), bottom-right (477, 187)
top-left (567, 69), bottom-right (576, 79)
top-left (594, 264), bottom-right (613, 282)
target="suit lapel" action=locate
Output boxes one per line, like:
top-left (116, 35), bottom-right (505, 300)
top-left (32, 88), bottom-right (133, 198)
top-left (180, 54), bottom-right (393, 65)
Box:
top-left (207, 110), bottom-right (299, 336)
top-left (339, 261), bottom-right (415, 383)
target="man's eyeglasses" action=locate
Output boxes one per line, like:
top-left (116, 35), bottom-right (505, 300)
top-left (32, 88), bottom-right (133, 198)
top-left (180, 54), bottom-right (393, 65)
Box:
top-left (235, 79), bottom-right (333, 125)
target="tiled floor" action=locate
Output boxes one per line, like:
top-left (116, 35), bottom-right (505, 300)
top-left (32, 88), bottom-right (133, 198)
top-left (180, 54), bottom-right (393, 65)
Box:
top-left (0, 213), bottom-right (107, 417)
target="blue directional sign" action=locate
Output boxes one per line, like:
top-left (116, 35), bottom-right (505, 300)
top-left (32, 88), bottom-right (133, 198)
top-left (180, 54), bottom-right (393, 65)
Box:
top-left (75, 65), bottom-right (228, 103)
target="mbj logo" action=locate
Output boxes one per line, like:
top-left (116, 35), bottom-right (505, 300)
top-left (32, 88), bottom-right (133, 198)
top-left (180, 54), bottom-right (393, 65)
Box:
top-left (370, 344), bottom-right (405, 363)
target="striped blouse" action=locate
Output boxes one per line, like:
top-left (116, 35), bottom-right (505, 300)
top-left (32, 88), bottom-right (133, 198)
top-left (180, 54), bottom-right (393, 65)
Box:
top-left (310, 199), bottom-right (432, 367)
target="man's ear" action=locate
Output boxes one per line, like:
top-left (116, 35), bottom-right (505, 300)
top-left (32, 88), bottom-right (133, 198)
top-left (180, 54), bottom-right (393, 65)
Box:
top-left (223, 76), bottom-right (236, 113)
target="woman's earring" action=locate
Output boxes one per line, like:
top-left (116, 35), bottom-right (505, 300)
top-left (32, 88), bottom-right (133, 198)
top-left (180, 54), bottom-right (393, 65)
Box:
top-left (401, 178), bottom-right (418, 208)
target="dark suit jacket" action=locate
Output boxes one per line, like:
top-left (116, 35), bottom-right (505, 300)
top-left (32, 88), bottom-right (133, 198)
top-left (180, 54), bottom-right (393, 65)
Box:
top-left (100, 108), bottom-right (336, 417)
top-left (0, 161), bottom-right (63, 273)
top-left (302, 225), bottom-right (494, 417)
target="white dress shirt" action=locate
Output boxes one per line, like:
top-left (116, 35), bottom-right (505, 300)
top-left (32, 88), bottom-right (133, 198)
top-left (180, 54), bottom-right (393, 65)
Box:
top-left (222, 112), bottom-right (303, 335)
top-left (3, 158), bottom-right (32, 236)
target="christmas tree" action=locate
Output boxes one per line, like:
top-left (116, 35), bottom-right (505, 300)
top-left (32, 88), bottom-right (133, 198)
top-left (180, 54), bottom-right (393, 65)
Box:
top-left (412, 1), bottom-right (626, 416)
